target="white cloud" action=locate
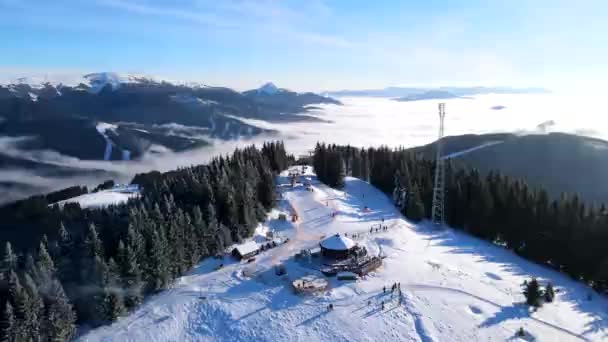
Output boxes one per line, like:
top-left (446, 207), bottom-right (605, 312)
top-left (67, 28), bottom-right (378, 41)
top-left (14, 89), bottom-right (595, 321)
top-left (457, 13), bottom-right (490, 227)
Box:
top-left (94, 0), bottom-right (352, 48)
top-left (97, 0), bottom-right (238, 28)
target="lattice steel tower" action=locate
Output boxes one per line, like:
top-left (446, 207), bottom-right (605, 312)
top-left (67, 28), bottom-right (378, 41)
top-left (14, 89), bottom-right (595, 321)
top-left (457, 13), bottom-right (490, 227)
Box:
top-left (431, 103), bottom-right (446, 226)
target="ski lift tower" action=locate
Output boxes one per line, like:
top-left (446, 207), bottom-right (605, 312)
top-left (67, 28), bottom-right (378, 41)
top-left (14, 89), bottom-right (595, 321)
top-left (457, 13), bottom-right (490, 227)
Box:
top-left (431, 103), bottom-right (446, 226)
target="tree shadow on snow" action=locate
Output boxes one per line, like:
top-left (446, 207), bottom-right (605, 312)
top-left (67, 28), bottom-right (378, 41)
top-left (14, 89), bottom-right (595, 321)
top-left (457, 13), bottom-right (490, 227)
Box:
top-left (582, 311), bottom-right (608, 338)
top-left (421, 226), bottom-right (608, 339)
top-left (478, 303), bottom-right (529, 328)
top-left (297, 310), bottom-right (328, 327)
top-left (236, 306), bottom-right (267, 321)
top-left (362, 306), bottom-right (383, 318)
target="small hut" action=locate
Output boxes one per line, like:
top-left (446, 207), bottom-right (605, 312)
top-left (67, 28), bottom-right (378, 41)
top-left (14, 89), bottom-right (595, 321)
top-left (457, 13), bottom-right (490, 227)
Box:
top-left (320, 234), bottom-right (356, 259)
top-left (231, 241), bottom-right (259, 260)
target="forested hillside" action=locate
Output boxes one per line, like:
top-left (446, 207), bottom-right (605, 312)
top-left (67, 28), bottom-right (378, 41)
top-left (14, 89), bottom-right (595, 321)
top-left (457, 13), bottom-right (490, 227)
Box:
top-left (0, 141), bottom-right (289, 341)
top-left (312, 143), bottom-right (608, 292)
top-left (412, 133), bottom-right (608, 203)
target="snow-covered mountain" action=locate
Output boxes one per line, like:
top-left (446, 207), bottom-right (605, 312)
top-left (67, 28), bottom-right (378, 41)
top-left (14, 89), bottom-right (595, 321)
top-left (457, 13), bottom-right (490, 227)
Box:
top-left (80, 166), bottom-right (608, 342)
top-left (83, 72), bottom-right (129, 93)
top-left (242, 82), bottom-right (341, 114)
top-left (0, 73), bottom-right (341, 161)
top-left (257, 82), bottom-right (280, 95)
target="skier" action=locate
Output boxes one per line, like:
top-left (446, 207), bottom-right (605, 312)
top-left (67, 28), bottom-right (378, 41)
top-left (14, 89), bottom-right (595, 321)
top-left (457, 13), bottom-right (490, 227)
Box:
top-left (383, 286), bottom-right (386, 293)
top-left (381, 301), bottom-right (385, 310)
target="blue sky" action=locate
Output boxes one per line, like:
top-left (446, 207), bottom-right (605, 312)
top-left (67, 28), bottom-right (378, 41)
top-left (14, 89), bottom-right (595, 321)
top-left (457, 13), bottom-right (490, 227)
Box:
top-left (0, 0), bottom-right (607, 91)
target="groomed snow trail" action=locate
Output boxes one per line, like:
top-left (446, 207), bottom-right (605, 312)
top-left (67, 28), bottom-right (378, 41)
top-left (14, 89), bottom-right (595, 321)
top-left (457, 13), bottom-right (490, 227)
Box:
top-left (441, 141), bottom-right (503, 160)
top-left (80, 166), bottom-right (608, 342)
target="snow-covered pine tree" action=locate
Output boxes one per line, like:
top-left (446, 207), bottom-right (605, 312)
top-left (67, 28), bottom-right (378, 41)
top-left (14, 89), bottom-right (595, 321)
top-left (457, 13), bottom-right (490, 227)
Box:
top-left (44, 279), bottom-right (76, 342)
top-left (105, 291), bottom-right (126, 322)
top-left (148, 228), bottom-right (170, 291)
top-left (7, 270), bottom-right (30, 340)
top-left (36, 240), bottom-right (56, 280)
top-left (2, 242), bottom-right (17, 277)
top-left (84, 223), bottom-right (104, 259)
top-left (23, 273), bottom-right (43, 341)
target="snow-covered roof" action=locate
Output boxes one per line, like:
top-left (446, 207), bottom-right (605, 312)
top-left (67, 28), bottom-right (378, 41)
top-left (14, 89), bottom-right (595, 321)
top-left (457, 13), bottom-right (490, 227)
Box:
top-left (233, 241), bottom-right (259, 256)
top-left (320, 234), bottom-right (356, 251)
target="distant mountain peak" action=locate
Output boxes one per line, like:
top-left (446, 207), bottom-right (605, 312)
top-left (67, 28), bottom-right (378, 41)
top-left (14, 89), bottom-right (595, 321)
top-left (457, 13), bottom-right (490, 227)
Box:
top-left (83, 72), bottom-right (158, 93)
top-left (258, 82), bottom-right (279, 95)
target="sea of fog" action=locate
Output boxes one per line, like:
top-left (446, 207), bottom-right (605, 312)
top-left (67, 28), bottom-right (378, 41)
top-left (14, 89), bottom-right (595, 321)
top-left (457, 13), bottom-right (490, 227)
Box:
top-left (0, 93), bottom-right (605, 202)
top-left (256, 93), bottom-right (605, 156)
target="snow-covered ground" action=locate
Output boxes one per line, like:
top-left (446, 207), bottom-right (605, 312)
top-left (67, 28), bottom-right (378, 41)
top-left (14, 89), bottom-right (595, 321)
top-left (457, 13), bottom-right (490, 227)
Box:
top-left (53, 187), bottom-right (140, 209)
top-left (79, 166), bottom-right (608, 342)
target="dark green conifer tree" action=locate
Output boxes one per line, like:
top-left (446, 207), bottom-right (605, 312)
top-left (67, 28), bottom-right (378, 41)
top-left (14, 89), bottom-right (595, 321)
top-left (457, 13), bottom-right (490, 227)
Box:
top-left (406, 184), bottom-right (426, 222)
top-left (0, 301), bottom-right (15, 342)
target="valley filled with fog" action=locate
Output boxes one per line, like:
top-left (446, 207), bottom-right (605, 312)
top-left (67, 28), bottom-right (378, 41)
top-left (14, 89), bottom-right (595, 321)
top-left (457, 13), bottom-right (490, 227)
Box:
top-left (271, 92), bottom-right (605, 155)
top-left (1, 92), bottom-right (604, 203)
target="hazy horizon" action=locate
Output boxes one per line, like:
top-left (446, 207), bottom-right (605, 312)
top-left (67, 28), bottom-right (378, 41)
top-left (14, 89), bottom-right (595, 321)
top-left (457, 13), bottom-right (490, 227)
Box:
top-left (0, 70), bottom-right (553, 94)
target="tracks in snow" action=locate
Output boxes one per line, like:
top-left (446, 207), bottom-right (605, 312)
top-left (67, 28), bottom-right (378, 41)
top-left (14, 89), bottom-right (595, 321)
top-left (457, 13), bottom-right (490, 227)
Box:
top-left (404, 283), bottom-right (590, 341)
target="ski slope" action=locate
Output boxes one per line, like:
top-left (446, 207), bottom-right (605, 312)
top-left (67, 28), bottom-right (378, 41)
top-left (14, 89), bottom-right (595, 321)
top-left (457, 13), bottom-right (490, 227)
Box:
top-left (96, 122), bottom-right (117, 161)
top-left (79, 166), bottom-right (608, 342)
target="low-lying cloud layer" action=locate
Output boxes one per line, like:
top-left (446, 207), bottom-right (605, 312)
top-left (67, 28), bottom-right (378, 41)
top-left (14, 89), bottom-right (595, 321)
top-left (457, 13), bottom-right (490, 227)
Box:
top-left (256, 92), bottom-right (606, 154)
top-left (0, 93), bottom-right (604, 204)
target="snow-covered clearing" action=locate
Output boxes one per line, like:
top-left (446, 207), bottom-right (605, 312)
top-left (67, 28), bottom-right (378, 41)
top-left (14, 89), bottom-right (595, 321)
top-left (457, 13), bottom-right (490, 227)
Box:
top-left (53, 188), bottom-right (140, 209)
top-left (80, 166), bottom-right (608, 342)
